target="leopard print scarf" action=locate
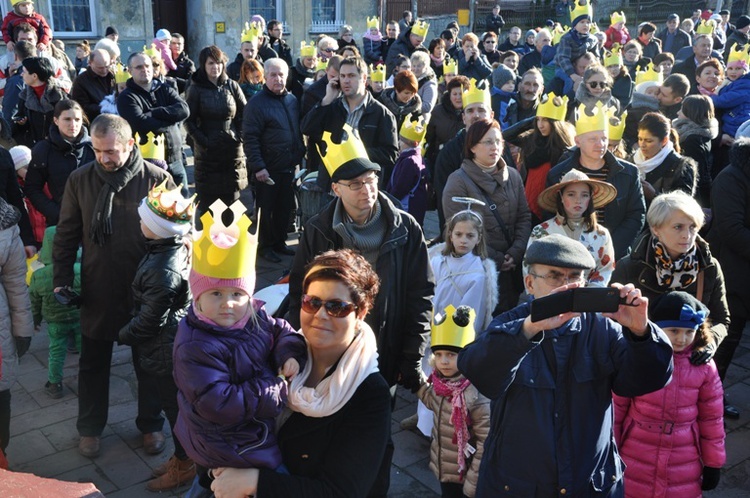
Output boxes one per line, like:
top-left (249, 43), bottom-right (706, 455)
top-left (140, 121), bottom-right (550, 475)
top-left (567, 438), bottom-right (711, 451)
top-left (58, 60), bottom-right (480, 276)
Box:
top-left (652, 237), bottom-right (700, 290)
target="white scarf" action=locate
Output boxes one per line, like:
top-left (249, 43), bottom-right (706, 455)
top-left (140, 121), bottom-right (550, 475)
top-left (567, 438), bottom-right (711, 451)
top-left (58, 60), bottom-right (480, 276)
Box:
top-left (633, 141), bottom-right (674, 176)
top-left (287, 322), bottom-right (379, 418)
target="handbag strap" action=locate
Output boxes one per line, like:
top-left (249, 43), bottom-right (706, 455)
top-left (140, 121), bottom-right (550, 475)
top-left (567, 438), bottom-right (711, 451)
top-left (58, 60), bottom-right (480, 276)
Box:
top-left (696, 270), bottom-right (705, 303)
top-left (458, 168), bottom-right (513, 247)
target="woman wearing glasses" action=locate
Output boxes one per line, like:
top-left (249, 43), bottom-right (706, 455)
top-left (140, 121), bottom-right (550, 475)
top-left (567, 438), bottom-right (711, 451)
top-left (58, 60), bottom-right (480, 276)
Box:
top-left (443, 118), bottom-right (531, 312)
top-left (210, 249), bottom-right (391, 497)
top-left (574, 63), bottom-right (621, 115)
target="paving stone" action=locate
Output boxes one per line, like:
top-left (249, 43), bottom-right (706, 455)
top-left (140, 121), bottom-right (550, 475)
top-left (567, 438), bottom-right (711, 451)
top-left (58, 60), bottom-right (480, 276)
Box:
top-left (13, 447), bottom-right (90, 478)
top-left (388, 466), bottom-right (440, 497)
top-left (8, 387), bottom-right (40, 418)
top-left (106, 399), bottom-right (138, 425)
top-left (106, 480), bottom-right (188, 498)
top-left (93, 434), bottom-right (153, 489)
top-left (6, 429), bottom-right (57, 465)
top-left (724, 362), bottom-right (750, 388)
top-left (723, 382), bottom-right (750, 433)
top-left (15, 363), bottom-right (51, 392)
top-left (54, 463), bottom-right (118, 495)
top-left (723, 425), bottom-right (750, 468)
top-left (706, 459), bottom-right (750, 496)
top-left (9, 396), bottom-right (78, 435)
top-left (403, 455), bottom-right (442, 495)
top-left (108, 372), bottom-right (137, 405)
top-left (392, 427), bottom-right (431, 468)
top-left (40, 418), bottom-right (83, 452)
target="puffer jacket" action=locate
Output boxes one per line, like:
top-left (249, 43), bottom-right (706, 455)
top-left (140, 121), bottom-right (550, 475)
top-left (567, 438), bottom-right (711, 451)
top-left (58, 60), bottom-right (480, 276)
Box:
top-left (23, 125), bottom-right (95, 226)
top-left (173, 303), bottom-right (307, 469)
top-left (117, 77), bottom-right (190, 165)
top-left (417, 69), bottom-right (438, 116)
top-left (29, 226), bottom-right (81, 326)
top-left (614, 350), bottom-right (725, 498)
top-left (14, 82), bottom-right (67, 146)
top-left (118, 237), bottom-right (190, 376)
top-left (418, 377), bottom-right (490, 497)
top-left (185, 70), bottom-right (247, 197)
top-left (611, 233), bottom-right (730, 349)
top-left (424, 92), bottom-right (463, 174)
top-left (710, 72), bottom-right (750, 137)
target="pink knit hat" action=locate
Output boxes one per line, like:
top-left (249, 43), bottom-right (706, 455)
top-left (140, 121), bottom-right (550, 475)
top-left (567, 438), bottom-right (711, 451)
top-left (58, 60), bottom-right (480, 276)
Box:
top-left (189, 269), bottom-right (255, 302)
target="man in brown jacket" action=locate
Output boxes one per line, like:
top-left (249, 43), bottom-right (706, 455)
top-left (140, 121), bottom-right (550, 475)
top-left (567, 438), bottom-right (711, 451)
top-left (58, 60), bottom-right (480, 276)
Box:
top-left (53, 114), bottom-right (173, 459)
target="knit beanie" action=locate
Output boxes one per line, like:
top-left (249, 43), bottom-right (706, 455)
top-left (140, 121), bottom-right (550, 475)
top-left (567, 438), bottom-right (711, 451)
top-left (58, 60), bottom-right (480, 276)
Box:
top-left (736, 15), bottom-right (750, 31)
top-left (650, 291), bottom-right (708, 329)
top-left (138, 197), bottom-right (192, 238)
top-left (525, 29), bottom-right (537, 41)
top-left (105, 26), bottom-right (118, 37)
top-left (155, 28), bottom-right (171, 41)
top-left (492, 64), bottom-right (516, 89)
top-left (10, 145), bottom-right (31, 171)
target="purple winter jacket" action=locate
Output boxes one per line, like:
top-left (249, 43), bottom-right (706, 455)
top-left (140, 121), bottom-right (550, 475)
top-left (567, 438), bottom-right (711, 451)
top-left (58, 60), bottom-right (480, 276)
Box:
top-left (173, 301), bottom-right (307, 469)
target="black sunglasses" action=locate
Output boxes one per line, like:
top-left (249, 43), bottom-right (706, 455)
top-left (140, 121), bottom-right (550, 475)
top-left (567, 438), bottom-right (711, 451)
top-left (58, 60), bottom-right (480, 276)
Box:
top-left (301, 294), bottom-right (358, 317)
top-left (587, 81), bottom-right (609, 89)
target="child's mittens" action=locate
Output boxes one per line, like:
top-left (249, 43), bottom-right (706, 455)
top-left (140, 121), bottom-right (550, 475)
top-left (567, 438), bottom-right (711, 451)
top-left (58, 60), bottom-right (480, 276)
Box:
top-left (701, 466), bottom-right (721, 491)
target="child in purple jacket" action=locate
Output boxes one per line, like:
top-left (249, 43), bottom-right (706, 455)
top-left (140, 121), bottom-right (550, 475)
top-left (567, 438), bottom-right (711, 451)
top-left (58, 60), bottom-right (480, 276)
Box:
top-left (387, 113), bottom-right (428, 225)
top-left (173, 200), bottom-right (307, 496)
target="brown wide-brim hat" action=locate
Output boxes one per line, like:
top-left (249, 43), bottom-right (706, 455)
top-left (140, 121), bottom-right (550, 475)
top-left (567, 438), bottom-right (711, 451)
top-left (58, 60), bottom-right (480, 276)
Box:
top-left (537, 169), bottom-right (618, 213)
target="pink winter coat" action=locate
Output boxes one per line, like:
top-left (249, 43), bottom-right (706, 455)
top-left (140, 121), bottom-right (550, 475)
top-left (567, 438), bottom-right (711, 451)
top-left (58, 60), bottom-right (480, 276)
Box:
top-left (152, 38), bottom-right (177, 72)
top-left (613, 349), bottom-right (725, 498)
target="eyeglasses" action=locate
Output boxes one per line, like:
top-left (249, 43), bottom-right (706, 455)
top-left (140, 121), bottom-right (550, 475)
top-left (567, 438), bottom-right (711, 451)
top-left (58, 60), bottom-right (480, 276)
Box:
top-left (484, 40), bottom-right (496, 44)
top-left (529, 271), bottom-right (585, 287)
top-left (587, 81), bottom-right (609, 89)
top-left (301, 294), bottom-right (358, 317)
top-left (322, 48), bottom-right (335, 53)
top-left (337, 176), bottom-right (378, 191)
top-left (478, 139), bottom-right (503, 147)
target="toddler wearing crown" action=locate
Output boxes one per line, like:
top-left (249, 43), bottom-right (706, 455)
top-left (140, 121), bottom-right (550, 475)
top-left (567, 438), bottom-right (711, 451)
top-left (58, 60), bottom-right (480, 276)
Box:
top-left (173, 200), bottom-right (307, 496)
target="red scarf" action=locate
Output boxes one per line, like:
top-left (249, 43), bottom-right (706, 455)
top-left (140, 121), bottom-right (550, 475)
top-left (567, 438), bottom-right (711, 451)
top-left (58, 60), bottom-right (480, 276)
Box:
top-left (430, 372), bottom-right (472, 477)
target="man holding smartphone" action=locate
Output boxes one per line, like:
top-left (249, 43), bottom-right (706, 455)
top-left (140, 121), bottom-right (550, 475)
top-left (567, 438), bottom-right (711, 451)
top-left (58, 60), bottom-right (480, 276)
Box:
top-left (458, 235), bottom-right (674, 497)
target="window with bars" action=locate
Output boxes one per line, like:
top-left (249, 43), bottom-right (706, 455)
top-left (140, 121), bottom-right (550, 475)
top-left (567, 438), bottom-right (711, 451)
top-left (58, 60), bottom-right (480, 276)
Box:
top-left (47, 0), bottom-right (96, 36)
top-left (311, 0), bottom-right (343, 32)
top-left (250, 0), bottom-right (284, 23)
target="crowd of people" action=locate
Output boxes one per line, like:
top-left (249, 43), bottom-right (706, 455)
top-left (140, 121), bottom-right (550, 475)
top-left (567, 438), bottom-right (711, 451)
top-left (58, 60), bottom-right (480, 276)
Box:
top-left (0, 0), bottom-right (749, 496)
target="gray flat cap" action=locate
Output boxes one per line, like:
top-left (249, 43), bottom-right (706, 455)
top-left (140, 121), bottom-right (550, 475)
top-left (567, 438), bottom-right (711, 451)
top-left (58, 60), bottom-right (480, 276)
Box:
top-left (524, 234), bottom-right (596, 270)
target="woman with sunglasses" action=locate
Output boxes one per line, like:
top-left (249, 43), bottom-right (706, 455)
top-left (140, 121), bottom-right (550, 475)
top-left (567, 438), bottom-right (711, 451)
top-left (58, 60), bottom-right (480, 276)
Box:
top-left (575, 63), bottom-right (621, 115)
top-left (210, 249), bottom-right (391, 497)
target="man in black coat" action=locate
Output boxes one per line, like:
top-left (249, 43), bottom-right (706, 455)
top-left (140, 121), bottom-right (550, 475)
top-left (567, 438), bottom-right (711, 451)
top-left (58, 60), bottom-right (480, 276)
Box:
top-left (671, 34), bottom-right (715, 94)
top-left (226, 35), bottom-right (276, 82)
top-left (486, 5), bottom-right (505, 35)
top-left (518, 29), bottom-right (552, 75)
top-left (70, 49), bottom-right (114, 122)
top-left (117, 52), bottom-right (190, 194)
top-left (724, 15), bottom-right (750, 60)
top-left (385, 23), bottom-right (428, 75)
top-left (243, 58), bottom-right (304, 263)
top-left (658, 14), bottom-right (692, 55)
top-left (167, 33), bottom-right (195, 94)
top-left (267, 20), bottom-right (293, 67)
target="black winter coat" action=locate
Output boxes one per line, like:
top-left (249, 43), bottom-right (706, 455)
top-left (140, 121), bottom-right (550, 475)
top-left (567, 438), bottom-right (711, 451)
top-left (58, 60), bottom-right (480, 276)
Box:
top-left (117, 78), bottom-right (190, 165)
top-left (185, 70), bottom-right (247, 197)
top-left (24, 125), bottom-right (95, 226)
top-left (15, 82), bottom-right (66, 146)
top-left (0, 147), bottom-right (34, 244)
top-left (385, 28), bottom-right (427, 75)
top-left (69, 69), bottom-right (115, 121)
top-left (424, 92), bottom-right (463, 175)
top-left (640, 150), bottom-right (697, 205)
top-left (167, 51), bottom-right (196, 94)
top-left (118, 237), bottom-right (190, 376)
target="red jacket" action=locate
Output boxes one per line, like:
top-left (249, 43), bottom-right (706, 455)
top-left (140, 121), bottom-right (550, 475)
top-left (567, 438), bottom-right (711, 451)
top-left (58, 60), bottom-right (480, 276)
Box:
top-left (604, 25), bottom-right (631, 50)
top-left (614, 349), bottom-right (725, 498)
top-left (2, 11), bottom-right (51, 46)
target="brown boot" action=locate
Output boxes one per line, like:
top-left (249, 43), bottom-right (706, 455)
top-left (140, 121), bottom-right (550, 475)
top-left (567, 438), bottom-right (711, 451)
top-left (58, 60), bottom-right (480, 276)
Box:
top-left (151, 455), bottom-right (177, 477)
top-left (146, 456), bottom-right (196, 492)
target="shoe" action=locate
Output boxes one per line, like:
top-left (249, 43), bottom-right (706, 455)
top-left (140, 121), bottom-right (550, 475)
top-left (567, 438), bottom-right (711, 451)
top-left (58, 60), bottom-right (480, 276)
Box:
top-left (45, 381), bottom-right (63, 399)
top-left (275, 245), bottom-right (296, 256)
top-left (400, 413), bottom-right (419, 430)
top-left (146, 455), bottom-right (197, 491)
top-left (262, 249), bottom-right (282, 263)
top-left (724, 403), bottom-right (740, 420)
top-left (143, 431), bottom-right (166, 455)
top-left (78, 436), bottom-right (100, 458)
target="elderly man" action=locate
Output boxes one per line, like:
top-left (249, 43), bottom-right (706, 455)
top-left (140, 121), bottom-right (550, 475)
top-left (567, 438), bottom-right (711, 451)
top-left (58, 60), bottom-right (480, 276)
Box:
top-left (52, 114), bottom-right (173, 458)
top-left (658, 14), bottom-right (692, 55)
top-left (243, 58), bottom-right (304, 263)
top-left (505, 68), bottom-right (544, 127)
top-left (70, 49), bottom-right (114, 121)
top-left (671, 34), bottom-right (715, 94)
top-left (117, 52), bottom-right (190, 195)
top-left (458, 234), bottom-right (674, 497)
top-left (518, 29), bottom-right (552, 75)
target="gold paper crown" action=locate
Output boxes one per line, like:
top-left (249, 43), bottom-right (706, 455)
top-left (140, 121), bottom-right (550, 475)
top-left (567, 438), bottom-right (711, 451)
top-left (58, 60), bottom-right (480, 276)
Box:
top-left (727, 44), bottom-right (750, 64)
top-left (136, 131), bottom-right (166, 161)
top-left (590, 22), bottom-right (599, 34)
top-left (462, 78), bottom-right (491, 108)
top-left (400, 114), bottom-right (427, 143)
top-left (536, 92), bottom-right (568, 122)
top-left (370, 63), bottom-right (386, 82)
top-left (443, 58), bottom-right (458, 75)
top-left (575, 101), bottom-right (609, 136)
top-left (367, 16), bottom-right (379, 30)
top-left (635, 61), bottom-right (663, 86)
top-left (300, 41), bottom-right (316, 58)
top-left (241, 22), bottom-right (262, 44)
top-left (317, 124), bottom-right (370, 179)
top-left (113, 62), bottom-right (130, 84)
top-left (143, 43), bottom-right (160, 60)
top-left (696, 19), bottom-right (716, 35)
top-left (570, 0), bottom-right (593, 23)
top-left (315, 59), bottom-right (328, 72)
top-left (610, 11), bottom-right (626, 25)
top-left (604, 45), bottom-right (623, 66)
top-left (145, 179), bottom-right (195, 224)
top-left (607, 107), bottom-right (627, 141)
top-left (552, 25), bottom-right (569, 45)
top-left (431, 305), bottom-right (476, 350)
top-left (411, 19), bottom-right (429, 38)
top-left (192, 200), bottom-right (257, 280)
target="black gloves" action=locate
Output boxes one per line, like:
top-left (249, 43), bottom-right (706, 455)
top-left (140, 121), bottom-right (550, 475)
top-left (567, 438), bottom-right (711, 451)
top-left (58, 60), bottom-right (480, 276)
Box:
top-left (701, 466), bottom-right (721, 491)
top-left (398, 358), bottom-right (426, 393)
top-left (15, 336), bottom-right (31, 358)
top-left (690, 339), bottom-right (717, 365)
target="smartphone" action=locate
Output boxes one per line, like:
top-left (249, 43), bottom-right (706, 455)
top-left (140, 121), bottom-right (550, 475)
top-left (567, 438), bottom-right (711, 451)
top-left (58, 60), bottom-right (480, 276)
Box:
top-left (530, 287), bottom-right (623, 322)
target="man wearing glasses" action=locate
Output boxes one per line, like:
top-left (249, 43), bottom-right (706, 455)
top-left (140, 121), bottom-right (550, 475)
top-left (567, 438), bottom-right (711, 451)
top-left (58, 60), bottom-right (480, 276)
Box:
top-left (70, 48), bottom-right (114, 121)
top-left (459, 234), bottom-right (673, 496)
top-left (267, 20), bottom-right (292, 67)
top-left (290, 102), bottom-right (433, 497)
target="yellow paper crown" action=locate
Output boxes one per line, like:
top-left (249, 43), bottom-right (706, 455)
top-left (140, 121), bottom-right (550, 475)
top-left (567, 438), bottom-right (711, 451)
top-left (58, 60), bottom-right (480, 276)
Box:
top-left (300, 41), bottom-right (316, 58)
top-left (607, 107), bottom-right (627, 141)
top-left (536, 92), bottom-right (568, 122)
top-left (635, 61), bottom-right (663, 86)
top-left (462, 78), bottom-right (491, 108)
top-left (552, 26), bottom-right (570, 45)
top-left (443, 58), bottom-right (458, 75)
top-left (113, 62), bottom-right (130, 84)
top-left (317, 123), bottom-right (370, 179)
top-left (695, 19), bottom-right (716, 35)
top-left (367, 16), bottom-right (379, 30)
top-left (143, 43), bottom-right (160, 60)
top-left (431, 305), bottom-right (476, 350)
top-left (411, 19), bottom-right (429, 38)
top-left (575, 101), bottom-right (609, 136)
top-left (136, 131), bottom-right (166, 161)
top-left (727, 44), bottom-right (749, 65)
top-left (144, 179), bottom-right (195, 224)
top-left (400, 114), bottom-right (427, 143)
top-left (241, 22), bottom-right (262, 44)
top-left (610, 11), bottom-right (626, 25)
top-left (315, 59), bottom-right (328, 72)
top-left (192, 200), bottom-right (257, 280)
top-left (604, 45), bottom-right (623, 66)
top-left (370, 63), bottom-right (386, 82)
top-left (590, 22), bottom-right (599, 34)
top-left (570, 0), bottom-right (593, 23)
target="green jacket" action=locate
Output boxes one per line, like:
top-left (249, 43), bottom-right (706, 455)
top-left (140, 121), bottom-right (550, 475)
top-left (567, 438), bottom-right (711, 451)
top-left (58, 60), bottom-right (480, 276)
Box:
top-left (29, 226), bottom-right (80, 325)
